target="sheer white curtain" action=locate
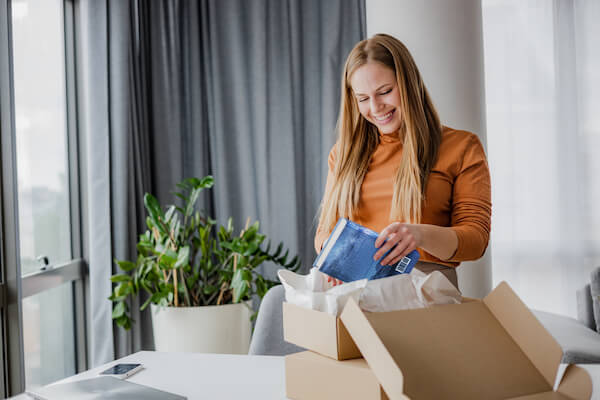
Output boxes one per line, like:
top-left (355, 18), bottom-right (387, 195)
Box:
top-left (482, 0), bottom-right (600, 317)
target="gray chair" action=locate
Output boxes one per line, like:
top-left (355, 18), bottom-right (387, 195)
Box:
top-left (249, 268), bottom-right (600, 364)
top-left (248, 285), bottom-right (304, 356)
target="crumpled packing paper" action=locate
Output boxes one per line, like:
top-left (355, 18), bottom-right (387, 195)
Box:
top-left (278, 268), bottom-right (367, 316)
top-left (278, 267), bottom-right (461, 316)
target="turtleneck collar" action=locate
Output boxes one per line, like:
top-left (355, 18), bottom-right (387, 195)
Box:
top-left (378, 130), bottom-right (402, 144)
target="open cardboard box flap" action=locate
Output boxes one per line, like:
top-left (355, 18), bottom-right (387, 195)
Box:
top-left (339, 281), bottom-right (593, 400)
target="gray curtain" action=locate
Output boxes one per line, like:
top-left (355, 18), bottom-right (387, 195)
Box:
top-left (77, 0), bottom-right (365, 364)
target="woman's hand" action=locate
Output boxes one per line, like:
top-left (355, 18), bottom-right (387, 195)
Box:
top-left (374, 223), bottom-right (422, 266)
top-left (326, 275), bottom-right (344, 286)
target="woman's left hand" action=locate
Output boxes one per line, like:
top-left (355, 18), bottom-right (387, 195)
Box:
top-left (374, 223), bottom-right (422, 266)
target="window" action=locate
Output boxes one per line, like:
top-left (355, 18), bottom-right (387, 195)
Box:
top-left (1, 0), bottom-right (87, 396)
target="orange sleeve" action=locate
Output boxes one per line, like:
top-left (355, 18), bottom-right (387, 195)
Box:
top-left (447, 135), bottom-right (492, 261)
top-left (314, 145), bottom-right (337, 254)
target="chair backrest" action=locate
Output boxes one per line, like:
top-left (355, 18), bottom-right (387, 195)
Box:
top-left (588, 266), bottom-right (600, 333)
top-left (577, 284), bottom-right (596, 331)
top-left (248, 284), bottom-right (305, 356)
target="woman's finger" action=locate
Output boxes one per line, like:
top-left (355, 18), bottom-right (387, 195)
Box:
top-left (375, 223), bottom-right (400, 248)
top-left (381, 239), bottom-right (409, 265)
top-left (386, 238), bottom-right (417, 266)
top-left (382, 234), bottom-right (415, 265)
top-left (373, 231), bottom-right (401, 261)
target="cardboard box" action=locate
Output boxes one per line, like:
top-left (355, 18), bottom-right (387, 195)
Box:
top-left (283, 297), bottom-right (477, 361)
top-left (336, 282), bottom-right (593, 399)
top-left (284, 283), bottom-right (593, 399)
top-left (285, 351), bottom-right (397, 400)
top-left (283, 301), bottom-right (361, 360)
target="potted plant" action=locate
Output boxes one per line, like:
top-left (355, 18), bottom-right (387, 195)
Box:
top-left (109, 176), bottom-right (300, 354)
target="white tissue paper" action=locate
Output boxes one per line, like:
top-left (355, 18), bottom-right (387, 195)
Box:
top-left (278, 267), bottom-right (461, 316)
top-left (359, 269), bottom-right (462, 312)
top-left (278, 268), bottom-right (367, 316)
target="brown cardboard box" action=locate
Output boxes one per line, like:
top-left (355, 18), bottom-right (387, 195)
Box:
top-left (285, 351), bottom-right (394, 400)
top-left (284, 282), bottom-right (593, 399)
top-left (283, 297), bottom-right (476, 361)
top-left (283, 301), bottom-right (361, 360)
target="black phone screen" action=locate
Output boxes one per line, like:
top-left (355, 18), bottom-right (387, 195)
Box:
top-left (100, 363), bottom-right (141, 375)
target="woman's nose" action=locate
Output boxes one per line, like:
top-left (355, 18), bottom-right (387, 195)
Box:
top-left (370, 98), bottom-right (383, 113)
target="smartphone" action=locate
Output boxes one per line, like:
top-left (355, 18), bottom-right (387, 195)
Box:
top-left (99, 363), bottom-right (143, 379)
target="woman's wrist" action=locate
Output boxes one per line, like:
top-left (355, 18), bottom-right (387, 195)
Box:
top-left (409, 223), bottom-right (458, 261)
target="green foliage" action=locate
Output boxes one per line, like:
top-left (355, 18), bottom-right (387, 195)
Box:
top-left (109, 176), bottom-right (301, 330)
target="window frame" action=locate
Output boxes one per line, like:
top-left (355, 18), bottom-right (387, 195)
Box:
top-left (0, 0), bottom-right (88, 396)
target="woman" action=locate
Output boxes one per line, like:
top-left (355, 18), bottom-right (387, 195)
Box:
top-left (315, 33), bottom-right (491, 290)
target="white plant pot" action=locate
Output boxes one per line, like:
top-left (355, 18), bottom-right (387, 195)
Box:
top-left (151, 301), bottom-right (252, 354)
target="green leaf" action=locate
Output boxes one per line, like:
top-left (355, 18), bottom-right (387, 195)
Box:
top-left (136, 241), bottom-right (153, 254)
top-left (164, 205), bottom-right (176, 223)
top-left (115, 282), bottom-right (133, 297)
top-left (198, 175), bottom-right (214, 189)
top-left (231, 268), bottom-right (252, 303)
top-left (273, 243), bottom-right (283, 258)
top-left (140, 296), bottom-right (153, 311)
top-left (144, 193), bottom-right (163, 223)
top-left (110, 274), bottom-right (131, 283)
top-left (185, 188), bottom-right (201, 217)
top-left (247, 242), bottom-right (259, 255)
top-left (115, 314), bottom-right (131, 329)
top-left (203, 284), bottom-right (218, 295)
top-left (255, 275), bottom-right (268, 298)
top-left (112, 301), bottom-right (126, 319)
top-left (277, 249), bottom-right (290, 264)
top-left (173, 192), bottom-right (188, 202)
top-left (174, 246), bottom-right (190, 269)
top-left (115, 260), bottom-right (136, 272)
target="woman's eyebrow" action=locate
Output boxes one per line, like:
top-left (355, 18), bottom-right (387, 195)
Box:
top-left (353, 83), bottom-right (392, 96)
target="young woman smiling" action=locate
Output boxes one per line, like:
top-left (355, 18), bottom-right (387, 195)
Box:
top-left (315, 34), bottom-right (491, 289)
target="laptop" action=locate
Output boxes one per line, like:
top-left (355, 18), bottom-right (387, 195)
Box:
top-left (27, 376), bottom-right (187, 399)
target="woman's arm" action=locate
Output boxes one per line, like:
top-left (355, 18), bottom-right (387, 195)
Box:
top-left (375, 134), bottom-right (491, 266)
top-left (373, 223), bottom-right (458, 265)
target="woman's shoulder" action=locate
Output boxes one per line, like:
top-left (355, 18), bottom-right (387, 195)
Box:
top-left (440, 126), bottom-right (482, 148)
top-left (440, 126), bottom-right (483, 154)
top-left (436, 126), bottom-right (487, 172)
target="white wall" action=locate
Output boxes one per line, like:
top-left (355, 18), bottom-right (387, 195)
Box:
top-left (366, 0), bottom-right (492, 298)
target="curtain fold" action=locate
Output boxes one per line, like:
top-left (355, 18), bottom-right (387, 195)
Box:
top-left (77, 0), bottom-right (365, 362)
top-left (75, 0), bottom-right (114, 367)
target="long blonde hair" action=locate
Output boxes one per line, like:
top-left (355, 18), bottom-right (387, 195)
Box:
top-left (318, 33), bottom-right (441, 233)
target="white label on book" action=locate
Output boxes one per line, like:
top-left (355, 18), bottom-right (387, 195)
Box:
top-left (315, 218), bottom-right (347, 269)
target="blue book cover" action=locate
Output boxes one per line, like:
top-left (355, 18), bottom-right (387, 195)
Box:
top-left (314, 218), bottom-right (419, 282)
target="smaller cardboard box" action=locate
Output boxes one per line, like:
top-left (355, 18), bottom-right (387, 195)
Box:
top-left (282, 301), bottom-right (361, 360)
top-left (285, 282), bottom-right (594, 399)
top-left (285, 351), bottom-right (396, 400)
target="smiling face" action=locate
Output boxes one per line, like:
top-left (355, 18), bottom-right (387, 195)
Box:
top-left (350, 61), bottom-right (402, 136)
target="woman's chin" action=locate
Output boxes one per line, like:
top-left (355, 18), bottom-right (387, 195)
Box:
top-left (377, 125), bottom-right (401, 135)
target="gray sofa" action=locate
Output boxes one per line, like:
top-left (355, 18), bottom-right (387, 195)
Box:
top-left (249, 267), bottom-right (600, 364)
top-left (533, 266), bottom-right (600, 364)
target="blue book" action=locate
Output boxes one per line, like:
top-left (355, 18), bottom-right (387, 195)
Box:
top-left (314, 218), bottom-right (419, 282)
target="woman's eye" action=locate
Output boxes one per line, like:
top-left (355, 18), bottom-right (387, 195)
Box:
top-left (379, 89), bottom-right (392, 96)
top-left (358, 97), bottom-right (368, 103)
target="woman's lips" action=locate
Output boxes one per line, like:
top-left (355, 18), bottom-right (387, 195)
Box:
top-left (374, 109), bottom-right (394, 125)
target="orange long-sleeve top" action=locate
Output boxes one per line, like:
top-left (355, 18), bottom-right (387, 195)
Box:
top-left (314, 126), bottom-right (492, 268)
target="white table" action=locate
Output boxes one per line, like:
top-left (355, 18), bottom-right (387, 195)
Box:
top-left (13, 351), bottom-right (286, 399)
top-left (14, 352), bottom-right (600, 399)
